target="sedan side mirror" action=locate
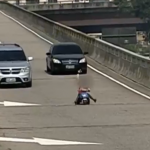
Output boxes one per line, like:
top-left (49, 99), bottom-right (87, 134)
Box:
top-left (28, 57), bottom-right (33, 61)
top-left (84, 52), bottom-right (88, 55)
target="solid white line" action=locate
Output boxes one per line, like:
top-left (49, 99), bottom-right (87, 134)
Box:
top-left (0, 10), bottom-right (150, 100)
top-left (87, 65), bottom-right (150, 99)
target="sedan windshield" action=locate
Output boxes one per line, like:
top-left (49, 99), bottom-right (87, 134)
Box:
top-left (0, 51), bottom-right (27, 61)
top-left (52, 45), bottom-right (83, 55)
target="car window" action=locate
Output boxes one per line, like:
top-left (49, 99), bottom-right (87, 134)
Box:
top-left (52, 45), bottom-right (83, 55)
top-left (0, 50), bottom-right (27, 61)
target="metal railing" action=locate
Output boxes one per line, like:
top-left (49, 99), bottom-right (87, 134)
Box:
top-left (5, 0), bottom-right (115, 5)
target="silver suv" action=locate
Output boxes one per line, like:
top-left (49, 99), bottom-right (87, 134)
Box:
top-left (0, 43), bottom-right (33, 87)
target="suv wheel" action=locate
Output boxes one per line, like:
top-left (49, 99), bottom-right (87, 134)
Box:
top-left (25, 81), bottom-right (32, 88)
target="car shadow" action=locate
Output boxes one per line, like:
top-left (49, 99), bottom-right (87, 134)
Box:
top-left (45, 70), bottom-right (87, 76)
top-left (0, 84), bottom-right (29, 89)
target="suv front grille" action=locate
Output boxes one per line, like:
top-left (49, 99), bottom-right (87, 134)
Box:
top-left (1, 77), bottom-right (22, 83)
top-left (1, 68), bottom-right (21, 74)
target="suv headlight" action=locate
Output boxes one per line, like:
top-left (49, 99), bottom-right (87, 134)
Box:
top-left (53, 59), bottom-right (61, 64)
top-left (20, 67), bottom-right (30, 73)
top-left (79, 58), bottom-right (86, 63)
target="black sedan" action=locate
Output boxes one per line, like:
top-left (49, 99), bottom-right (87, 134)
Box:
top-left (46, 42), bottom-right (88, 74)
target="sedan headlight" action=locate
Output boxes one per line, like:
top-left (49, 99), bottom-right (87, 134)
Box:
top-left (79, 58), bottom-right (86, 63)
top-left (53, 58), bottom-right (61, 64)
top-left (20, 67), bottom-right (30, 73)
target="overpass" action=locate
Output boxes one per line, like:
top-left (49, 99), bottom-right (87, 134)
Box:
top-left (19, 2), bottom-right (146, 33)
top-left (0, 2), bottom-right (150, 150)
top-left (35, 8), bottom-right (146, 33)
top-left (7, 0), bottom-right (114, 5)
top-left (20, 0), bottom-right (116, 11)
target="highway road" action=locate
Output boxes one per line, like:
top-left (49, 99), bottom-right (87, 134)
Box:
top-left (0, 12), bottom-right (150, 150)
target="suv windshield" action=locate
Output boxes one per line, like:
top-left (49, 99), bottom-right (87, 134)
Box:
top-left (52, 45), bottom-right (83, 55)
top-left (0, 50), bottom-right (27, 61)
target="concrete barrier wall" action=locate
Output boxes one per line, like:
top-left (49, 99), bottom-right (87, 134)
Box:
top-left (0, 1), bottom-right (150, 88)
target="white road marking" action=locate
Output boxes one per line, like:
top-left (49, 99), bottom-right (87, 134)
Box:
top-left (0, 137), bottom-right (102, 146)
top-left (0, 101), bottom-right (40, 107)
top-left (0, 137), bottom-right (35, 143)
top-left (4, 101), bottom-right (40, 107)
top-left (0, 11), bottom-right (150, 100)
top-left (0, 102), bottom-right (4, 105)
top-left (33, 137), bottom-right (102, 145)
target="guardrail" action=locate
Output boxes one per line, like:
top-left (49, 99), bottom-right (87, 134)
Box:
top-left (19, 1), bottom-right (115, 11)
top-left (0, 1), bottom-right (150, 88)
top-left (5, 0), bottom-right (114, 5)
top-left (7, 1), bottom-right (89, 5)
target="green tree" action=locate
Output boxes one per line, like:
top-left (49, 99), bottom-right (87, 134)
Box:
top-left (114, 0), bottom-right (150, 41)
top-left (114, 0), bottom-right (130, 12)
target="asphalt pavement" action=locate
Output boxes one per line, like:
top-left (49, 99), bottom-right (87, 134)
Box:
top-left (0, 12), bottom-right (150, 150)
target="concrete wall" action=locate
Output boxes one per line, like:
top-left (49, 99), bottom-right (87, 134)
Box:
top-left (0, 2), bottom-right (150, 88)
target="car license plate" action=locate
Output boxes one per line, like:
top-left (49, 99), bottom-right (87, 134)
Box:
top-left (66, 65), bottom-right (75, 69)
top-left (6, 78), bottom-right (16, 83)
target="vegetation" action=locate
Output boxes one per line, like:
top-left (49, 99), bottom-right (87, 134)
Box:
top-left (114, 0), bottom-right (150, 41)
top-left (114, 0), bottom-right (150, 56)
top-left (123, 44), bottom-right (150, 56)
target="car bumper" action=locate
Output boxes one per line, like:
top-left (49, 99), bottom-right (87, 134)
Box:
top-left (0, 72), bottom-right (32, 85)
top-left (52, 63), bottom-right (87, 72)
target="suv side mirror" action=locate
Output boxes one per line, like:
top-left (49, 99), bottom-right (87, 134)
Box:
top-left (84, 52), bottom-right (88, 55)
top-left (46, 52), bottom-right (51, 55)
top-left (28, 57), bottom-right (33, 61)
